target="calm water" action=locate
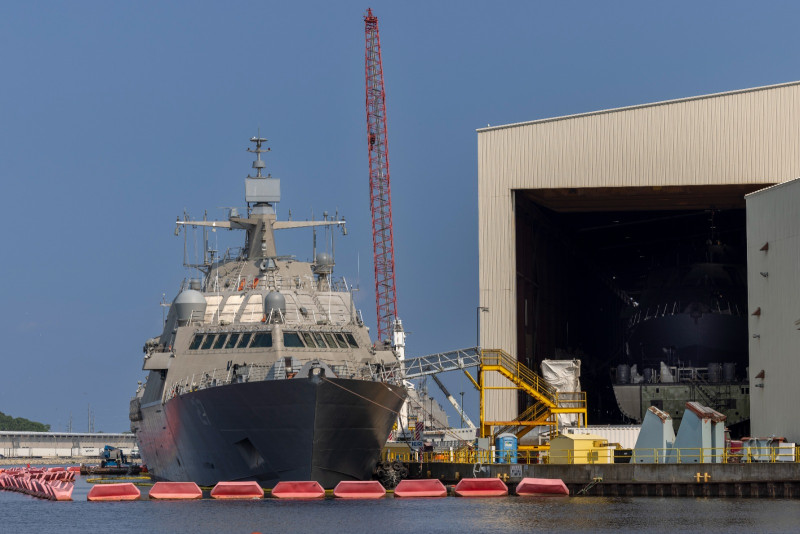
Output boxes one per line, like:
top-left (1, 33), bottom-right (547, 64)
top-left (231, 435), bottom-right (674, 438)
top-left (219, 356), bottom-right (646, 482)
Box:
top-left (1, 475), bottom-right (799, 534)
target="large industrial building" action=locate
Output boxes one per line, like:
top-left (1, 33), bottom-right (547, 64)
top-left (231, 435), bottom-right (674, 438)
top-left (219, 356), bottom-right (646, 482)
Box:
top-left (0, 431), bottom-right (137, 458)
top-left (477, 81), bottom-right (800, 441)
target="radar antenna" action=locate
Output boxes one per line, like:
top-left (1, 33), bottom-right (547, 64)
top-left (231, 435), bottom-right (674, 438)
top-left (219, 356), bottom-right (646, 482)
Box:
top-left (247, 135), bottom-right (270, 179)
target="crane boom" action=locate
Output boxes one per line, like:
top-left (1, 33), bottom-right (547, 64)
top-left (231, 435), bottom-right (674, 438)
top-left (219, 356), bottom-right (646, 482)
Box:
top-left (364, 8), bottom-right (398, 343)
top-left (431, 374), bottom-right (476, 429)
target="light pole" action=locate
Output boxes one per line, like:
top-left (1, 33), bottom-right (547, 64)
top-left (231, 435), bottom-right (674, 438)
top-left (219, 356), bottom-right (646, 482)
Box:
top-left (476, 306), bottom-right (489, 348)
top-left (459, 391), bottom-right (465, 428)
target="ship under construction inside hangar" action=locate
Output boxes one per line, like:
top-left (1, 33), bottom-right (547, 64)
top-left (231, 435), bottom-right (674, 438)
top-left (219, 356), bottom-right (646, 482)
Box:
top-left (477, 82), bottom-right (800, 436)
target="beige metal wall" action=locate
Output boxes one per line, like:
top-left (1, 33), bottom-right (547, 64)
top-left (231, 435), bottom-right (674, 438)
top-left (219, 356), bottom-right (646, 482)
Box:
top-left (478, 81), bottom-right (800, 422)
top-left (746, 179), bottom-right (800, 443)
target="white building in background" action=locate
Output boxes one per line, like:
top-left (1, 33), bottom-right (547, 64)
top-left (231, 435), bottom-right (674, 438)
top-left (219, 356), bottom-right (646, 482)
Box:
top-left (0, 431), bottom-right (137, 458)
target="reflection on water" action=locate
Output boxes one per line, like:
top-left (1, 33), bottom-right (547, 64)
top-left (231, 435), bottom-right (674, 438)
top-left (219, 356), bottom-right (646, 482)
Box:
top-left (0, 477), bottom-right (798, 534)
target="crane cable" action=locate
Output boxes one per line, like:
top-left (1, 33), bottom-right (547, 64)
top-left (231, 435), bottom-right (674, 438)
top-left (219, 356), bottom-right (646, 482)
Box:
top-left (320, 375), bottom-right (473, 448)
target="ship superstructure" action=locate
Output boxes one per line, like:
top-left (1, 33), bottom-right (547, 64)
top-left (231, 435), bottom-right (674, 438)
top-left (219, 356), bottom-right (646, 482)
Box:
top-left (130, 136), bottom-right (406, 488)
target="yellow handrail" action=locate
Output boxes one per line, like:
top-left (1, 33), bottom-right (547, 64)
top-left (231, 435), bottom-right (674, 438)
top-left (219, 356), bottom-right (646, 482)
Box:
top-left (492, 402), bottom-right (551, 437)
top-left (479, 349), bottom-right (589, 438)
top-left (481, 350), bottom-right (557, 402)
top-left (384, 445), bottom-right (800, 465)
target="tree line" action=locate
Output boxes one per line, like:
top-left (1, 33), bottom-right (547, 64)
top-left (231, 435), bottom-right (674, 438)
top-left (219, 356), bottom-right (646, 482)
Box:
top-left (0, 411), bottom-right (50, 432)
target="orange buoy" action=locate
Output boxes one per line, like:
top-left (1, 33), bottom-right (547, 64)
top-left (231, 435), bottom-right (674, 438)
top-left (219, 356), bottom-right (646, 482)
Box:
top-left (333, 480), bottom-right (386, 499)
top-left (394, 479), bottom-right (447, 498)
top-left (453, 478), bottom-right (508, 497)
top-left (87, 482), bottom-right (141, 501)
top-left (515, 477), bottom-right (569, 496)
top-left (271, 481), bottom-right (325, 499)
top-left (149, 481), bottom-right (203, 500)
top-left (210, 481), bottom-right (264, 499)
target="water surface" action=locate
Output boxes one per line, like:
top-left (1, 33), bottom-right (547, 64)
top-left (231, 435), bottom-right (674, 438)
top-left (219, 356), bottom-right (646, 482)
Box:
top-left (1, 476), bottom-right (797, 533)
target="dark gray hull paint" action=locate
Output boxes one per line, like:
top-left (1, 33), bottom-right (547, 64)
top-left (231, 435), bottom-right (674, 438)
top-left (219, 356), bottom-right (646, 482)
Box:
top-left (628, 312), bottom-right (747, 368)
top-left (135, 376), bottom-right (405, 488)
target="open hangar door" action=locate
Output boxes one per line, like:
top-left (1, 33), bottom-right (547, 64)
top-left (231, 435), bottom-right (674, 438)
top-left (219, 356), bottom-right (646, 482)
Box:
top-left (514, 184), bottom-right (765, 425)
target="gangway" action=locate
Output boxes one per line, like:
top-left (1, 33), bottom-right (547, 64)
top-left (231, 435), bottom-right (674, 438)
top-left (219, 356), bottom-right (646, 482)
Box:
top-left (380, 347), bottom-right (481, 385)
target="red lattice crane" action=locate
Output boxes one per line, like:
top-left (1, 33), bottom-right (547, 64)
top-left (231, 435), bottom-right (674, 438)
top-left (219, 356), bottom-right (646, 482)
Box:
top-left (364, 8), bottom-right (398, 343)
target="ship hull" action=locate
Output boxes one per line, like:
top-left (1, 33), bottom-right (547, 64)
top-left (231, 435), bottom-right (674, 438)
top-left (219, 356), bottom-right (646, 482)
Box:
top-left (134, 376), bottom-right (405, 488)
top-left (627, 312), bottom-right (747, 367)
top-left (613, 382), bottom-right (750, 426)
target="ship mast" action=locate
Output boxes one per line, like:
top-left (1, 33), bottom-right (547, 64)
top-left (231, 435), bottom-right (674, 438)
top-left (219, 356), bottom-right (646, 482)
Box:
top-left (246, 135), bottom-right (270, 216)
top-left (175, 136), bottom-right (346, 262)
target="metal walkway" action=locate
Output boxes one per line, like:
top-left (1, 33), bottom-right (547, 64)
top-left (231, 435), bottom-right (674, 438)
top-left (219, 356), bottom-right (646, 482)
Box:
top-left (382, 347), bottom-right (587, 442)
top-left (379, 347), bottom-right (481, 381)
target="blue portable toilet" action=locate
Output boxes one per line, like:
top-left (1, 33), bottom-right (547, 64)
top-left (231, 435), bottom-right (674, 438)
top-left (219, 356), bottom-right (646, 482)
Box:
top-left (495, 433), bottom-right (518, 464)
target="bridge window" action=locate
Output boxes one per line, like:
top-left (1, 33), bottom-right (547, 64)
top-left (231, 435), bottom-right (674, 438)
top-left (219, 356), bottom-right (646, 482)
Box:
top-left (238, 332), bottom-right (253, 348)
top-left (189, 335), bottom-right (203, 350)
top-left (323, 333), bottom-right (338, 348)
top-left (313, 332), bottom-right (327, 348)
top-left (344, 333), bottom-right (359, 348)
top-left (250, 332), bottom-right (272, 348)
top-left (284, 332), bottom-right (304, 348)
top-left (212, 335), bottom-right (228, 350)
top-left (200, 335), bottom-right (216, 350)
top-left (334, 333), bottom-right (349, 349)
top-left (301, 332), bottom-right (317, 347)
top-left (225, 333), bottom-right (241, 349)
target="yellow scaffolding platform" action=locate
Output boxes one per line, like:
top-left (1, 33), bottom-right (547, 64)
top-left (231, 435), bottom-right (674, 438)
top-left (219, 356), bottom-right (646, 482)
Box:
top-left (479, 349), bottom-right (587, 440)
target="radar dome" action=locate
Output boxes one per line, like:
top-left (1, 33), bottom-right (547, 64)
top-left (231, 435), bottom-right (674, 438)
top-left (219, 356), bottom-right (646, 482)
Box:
top-left (313, 252), bottom-right (334, 274)
top-left (174, 289), bottom-right (207, 324)
top-left (264, 291), bottom-right (286, 320)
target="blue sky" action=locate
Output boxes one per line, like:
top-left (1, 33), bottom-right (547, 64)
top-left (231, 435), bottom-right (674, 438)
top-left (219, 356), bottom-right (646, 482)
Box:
top-left (1, 1), bottom-right (799, 431)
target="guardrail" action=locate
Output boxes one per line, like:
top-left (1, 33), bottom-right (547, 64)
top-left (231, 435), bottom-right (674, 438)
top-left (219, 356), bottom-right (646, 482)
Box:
top-left (481, 349), bottom-right (557, 401)
top-left (162, 359), bottom-right (381, 403)
top-left (384, 446), bottom-right (800, 465)
top-left (554, 391), bottom-right (586, 409)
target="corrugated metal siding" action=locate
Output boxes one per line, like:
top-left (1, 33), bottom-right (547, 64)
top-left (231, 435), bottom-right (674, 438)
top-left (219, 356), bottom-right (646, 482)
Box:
top-left (746, 178), bottom-right (800, 443)
top-left (479, 82), bottom-right (800, 423)
top-left (481, 83), bottom-right (800, 190)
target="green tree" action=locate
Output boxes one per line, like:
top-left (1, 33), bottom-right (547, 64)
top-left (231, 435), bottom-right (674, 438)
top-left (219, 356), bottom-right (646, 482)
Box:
top-left (0, 411), bottom-right (50, 432)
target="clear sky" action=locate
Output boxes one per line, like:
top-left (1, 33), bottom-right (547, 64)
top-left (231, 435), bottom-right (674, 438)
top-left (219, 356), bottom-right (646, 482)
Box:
top-left (1, 1), bottom-right (799, 431)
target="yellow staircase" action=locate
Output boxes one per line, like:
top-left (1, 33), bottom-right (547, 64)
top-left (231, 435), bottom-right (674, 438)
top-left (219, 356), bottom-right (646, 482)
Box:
top-left (479, 349), bottom-right (587, 440)
top-left (491, 401), bottom-right (552, 440)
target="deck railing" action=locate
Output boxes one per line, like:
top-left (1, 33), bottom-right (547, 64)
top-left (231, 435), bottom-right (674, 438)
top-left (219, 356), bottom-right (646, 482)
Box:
top-left (162, 359), bottom-right (382, 403)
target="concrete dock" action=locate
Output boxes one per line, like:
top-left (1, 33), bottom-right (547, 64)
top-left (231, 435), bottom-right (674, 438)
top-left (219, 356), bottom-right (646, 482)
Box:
top-left (409, 461), bottom-right (800, 498)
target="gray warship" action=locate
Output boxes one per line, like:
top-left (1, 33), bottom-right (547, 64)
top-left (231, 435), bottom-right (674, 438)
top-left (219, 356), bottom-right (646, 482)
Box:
top-left (129, 136), bottom-right (406, 488)
top-left (612, 235), bottom-right (750, 430)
